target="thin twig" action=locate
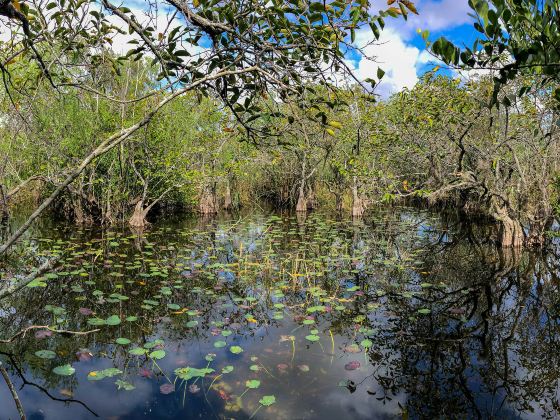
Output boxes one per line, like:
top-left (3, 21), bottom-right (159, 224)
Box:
top-left (0, 325), bottom-right (100, 344)
top-left (0, 361), bottom-right (26, 419)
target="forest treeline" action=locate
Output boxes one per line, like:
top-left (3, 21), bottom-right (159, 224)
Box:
top-left (1, 63), bottom-right (559, 248)
top-left (0, 0), bottom-right (559, 251)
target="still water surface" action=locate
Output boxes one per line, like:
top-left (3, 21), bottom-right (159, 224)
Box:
top-left (0, 209), bottom-right (559, 419)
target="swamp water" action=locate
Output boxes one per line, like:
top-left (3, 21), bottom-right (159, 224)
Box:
top-left (0, 209), bottom-right (559, 419)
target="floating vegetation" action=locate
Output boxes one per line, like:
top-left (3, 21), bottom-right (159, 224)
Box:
top-left (1, 210), bottom-right (559, 418)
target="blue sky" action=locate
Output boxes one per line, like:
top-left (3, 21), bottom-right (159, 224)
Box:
top-left (347, 0), bottom-right (478, 96)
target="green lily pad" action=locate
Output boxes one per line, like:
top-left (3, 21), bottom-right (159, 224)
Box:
top-left (361, 339), bottom-right (373, 348)
top-left (229, 346), bottom-right (243, 354)
top-left (129, 347), bottom-right (148, 356)
top-left (115, 379), bottom-right (136, 391)
top-left (53, 364), bottom-right (75, 376)
top-left (246, 379), bottom-right (260, 389)
top-left (105, 315), bottom-right (121, 326)
top-left (259, 395), bottom-right (276, 406)
top-left (149, 350), bottom-right (166, 360)
top-left (35, 350), bottom-right (56, 359)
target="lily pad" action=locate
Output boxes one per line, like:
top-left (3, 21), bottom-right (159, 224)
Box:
top-left (53, 364), bottom-right (75, 376)
top-left (246, 379), bottom-right (261, 389)
top-left (35, 350), bottom-right (56, 359)
top-left (229, 345), bottom-right (243, 354)
top-left (105, 315), bottom-right (121, 326)
top-left (259, 395), bottom-right (276, 406)
top-left (149, 350), bottom-right (166, 360)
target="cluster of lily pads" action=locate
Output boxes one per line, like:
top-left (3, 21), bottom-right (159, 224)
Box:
top-left (2, 212), bottom-right (446, 417)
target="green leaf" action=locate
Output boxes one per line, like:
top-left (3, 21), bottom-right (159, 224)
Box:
top-left (105, 315), bottom-right (121, 326)
top-left (245, 379), bottom-right (260, 389)
top-left (87, 317), bottom-right (106, 326)
top-left (259, 395), bottom-right (276, 406)
top-left (361, 339), bottom-right (373, 348)
top-left (53, 364), bottom-right (75, 376)
top-left (115, 379), bottom-right (136, 391)
top-left (149, 350), bottom-right (166, 360)
top-left (129, 347), bottom-right (148, 356)
top-left (35, 350), bottom-right (56, 359)
top-left (229, 345), bottom-right (243, 354)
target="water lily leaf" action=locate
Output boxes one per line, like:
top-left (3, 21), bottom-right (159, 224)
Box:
top-left (186, 320), bottom-right (198, 328)
top-left (87, 318), bottom-right (106, 326)
top-left (246, 379), bottom-right (260, 389)
top-left (174, 367), bottom-right (215, 380)
top-left (259, 395), bottom-right (276, 406)
top-left (361, 339), bottom-right (373, 348)
top-left (53, 364), bottom-right (75, 376)
top-left (229, 346), bottom-right (243, 354)
top-left (27, 279), bottom-right (47, 288)
top-left (115, 379), bottom-right (135, 391)
top-left (35, 350), bottom-right (56, 359)
top-left (149, 350), bottom-right (166, 360)
top-left (214, 340), bottom-right (227, 348)
top-left (105, 315), bottom-right (121, 326)
top-left (305, 334), bottom-right (320, 342)
top-left (417, 308), bottom-right (431, 315)
top-left (116, 338), bottom-right (131, 345)
top-left (222, 365), bottom-right (234, 374)
top-left (167, 303), bottom-right (181, 310)
top-left (144, 339), bottom-right (164, 349)
top-left (129, 347), bottom-right (148, 356)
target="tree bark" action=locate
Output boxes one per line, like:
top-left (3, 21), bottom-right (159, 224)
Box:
top-left (199, 185), bottom-right (217, 214)
top-left (223, 181), bottom-right (233, 211)
top-left (493, 205), bottom-right (524, 248)
top-left (128, 201), bottom-right (148, 228)
top-left (295, 181), bottom-right (307, 212)
top-left (351, 177), bottom-right (366, 218)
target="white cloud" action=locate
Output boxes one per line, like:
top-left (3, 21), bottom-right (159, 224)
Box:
top-left (347, 28), bottom-right (428, 97)
top-left (344, 0), bottom-right (474, 97)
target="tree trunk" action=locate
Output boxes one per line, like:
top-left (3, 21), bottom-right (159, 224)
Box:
top-left (526, 208), bottom-right (553, 247)
top-left (0, 185), bottom-right (8, 218)
top-left (223, 181), bottom-right (233, 211)
top-left (199, 185), bottom-right (217, 215)
top-left (306, 187), bottom-right (316, 210)
top-left (493, 205), bottom-right (524, 248)
top-left (295, 181), bottom-right (307, 212)
top-left (129, 201), bottom-right (148, 228)
top-left (351, 177), bottom-right (366, 218)
top-left (335, 193), bottom-right (343, 214)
